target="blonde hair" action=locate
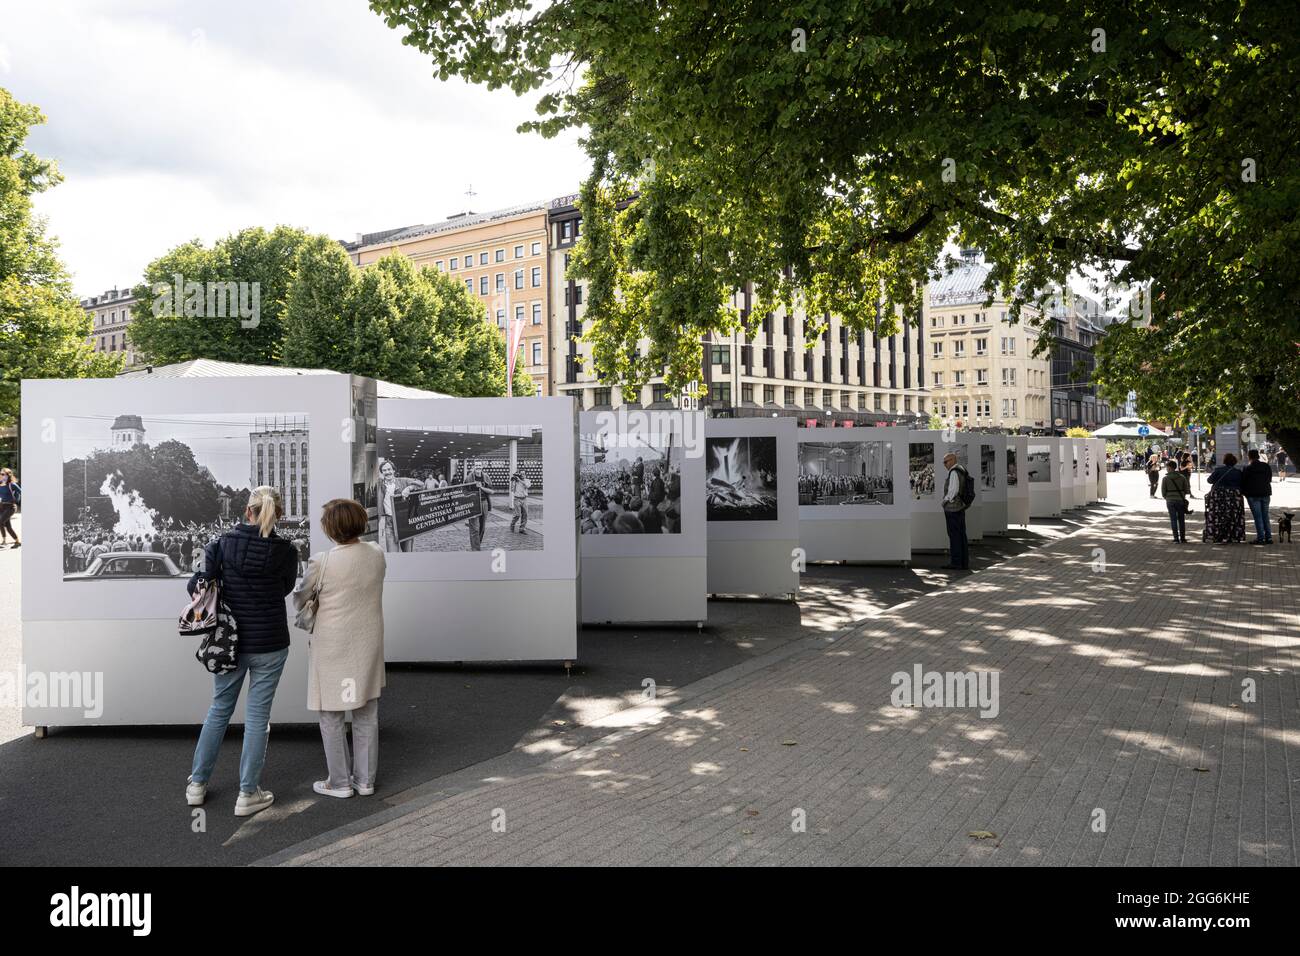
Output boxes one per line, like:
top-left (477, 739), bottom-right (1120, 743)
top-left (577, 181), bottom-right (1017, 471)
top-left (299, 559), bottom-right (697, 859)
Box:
top-left (246, 485), bottom-right (283, 537)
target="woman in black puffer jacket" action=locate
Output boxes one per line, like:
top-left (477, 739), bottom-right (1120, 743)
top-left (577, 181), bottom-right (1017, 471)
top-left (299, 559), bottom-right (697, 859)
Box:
top-left (185, 486), bottom-right (300, 818)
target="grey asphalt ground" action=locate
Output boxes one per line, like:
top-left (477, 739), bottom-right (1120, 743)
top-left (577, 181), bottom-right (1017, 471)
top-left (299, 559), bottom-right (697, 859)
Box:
top-left (0, 500), bottom-right (1116, 866)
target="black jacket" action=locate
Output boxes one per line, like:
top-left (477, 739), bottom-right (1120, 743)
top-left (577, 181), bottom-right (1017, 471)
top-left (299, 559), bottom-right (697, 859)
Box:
top-left (1240, 460), bottom-right (1273, 498)
top-left (188, 523), bottom-right (298, 654)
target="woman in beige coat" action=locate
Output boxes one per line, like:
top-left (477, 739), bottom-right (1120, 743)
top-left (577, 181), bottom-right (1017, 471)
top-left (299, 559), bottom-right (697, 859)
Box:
top-left (294, 498), bottom-right (387, 798)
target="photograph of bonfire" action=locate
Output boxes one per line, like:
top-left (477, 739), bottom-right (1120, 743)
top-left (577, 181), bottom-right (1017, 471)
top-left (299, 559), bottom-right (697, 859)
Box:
top-left (705, 435), bottom-right (778, 521)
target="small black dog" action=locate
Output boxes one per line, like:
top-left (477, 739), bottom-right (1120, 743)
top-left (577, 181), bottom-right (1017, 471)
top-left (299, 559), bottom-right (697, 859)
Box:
top-left (1280, 512), bottom-right (1293, 543)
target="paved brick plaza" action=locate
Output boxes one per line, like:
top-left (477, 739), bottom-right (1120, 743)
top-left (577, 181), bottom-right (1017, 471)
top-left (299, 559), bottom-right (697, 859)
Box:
top-left (265, 473), bottom-right (1300, 866)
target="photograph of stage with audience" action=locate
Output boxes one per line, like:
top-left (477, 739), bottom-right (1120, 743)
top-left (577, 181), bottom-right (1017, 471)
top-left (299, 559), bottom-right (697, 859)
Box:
top-left (579, 432), bottom-right (682, 534)
top-left (798, 441), bottom-right (894, 506)
top-left (376, 424), bottom-right (544, 553)
top-left (61, 412), bottom-right (311, 582)
top-left (909, 443), bottom-right (936, 499)
top-left (705, 435), bottom-right (778, 521)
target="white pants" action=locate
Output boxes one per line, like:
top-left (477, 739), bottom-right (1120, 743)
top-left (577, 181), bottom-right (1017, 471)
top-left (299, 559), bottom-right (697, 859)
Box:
top-left (318, 698), bottom-right (379, 790)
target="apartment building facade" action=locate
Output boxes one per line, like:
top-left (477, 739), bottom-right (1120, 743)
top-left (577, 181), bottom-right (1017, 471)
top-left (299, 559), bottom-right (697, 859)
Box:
top-left (548, 198), bottom-right (929, 423)
top-left (924, 252), bottom-right (1052, 432)
top-left (1046, 292), bottom-right (1120, 431)
top-left (344, 202), bottom-right (553, 395)
top-left (82, 287), bottom-right (140, 368)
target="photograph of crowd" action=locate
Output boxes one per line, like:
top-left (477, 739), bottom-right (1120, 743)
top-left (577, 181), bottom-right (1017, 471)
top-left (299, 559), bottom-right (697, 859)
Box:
top-left (1007, 447), bottom-right (1019, 486)
top-left (375, 424), bottom-right (544, 553)
top-left (909, 442), bottom-right (936, 498)
top-left (61, 412), bottom-right (311, 582)
top-left (1027, 445), bottom-right (1052, 482)
top-left (579, 432), bottom-right (682, 534)
top-left (981, 444), bottom-right (997, 489)
top-left (705, 435), bottom-right (778, 521)
top-left (798, 441), bottom-right (893, 505)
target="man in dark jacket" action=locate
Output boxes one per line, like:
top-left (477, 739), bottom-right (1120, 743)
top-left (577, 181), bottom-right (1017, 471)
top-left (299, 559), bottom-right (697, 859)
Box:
top-left (1160, 460), bottom-right (1192, 542)
top-left (1241, 449), bottom-right (1273, 544)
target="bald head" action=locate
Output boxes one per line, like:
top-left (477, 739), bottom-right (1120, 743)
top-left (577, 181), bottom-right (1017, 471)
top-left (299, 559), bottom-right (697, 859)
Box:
top-left (943, 453), bottom-right (958, 467)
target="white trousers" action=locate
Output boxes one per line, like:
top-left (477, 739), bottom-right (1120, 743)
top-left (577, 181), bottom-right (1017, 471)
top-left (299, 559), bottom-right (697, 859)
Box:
top-left (318, 697), bottom-right (379, 790)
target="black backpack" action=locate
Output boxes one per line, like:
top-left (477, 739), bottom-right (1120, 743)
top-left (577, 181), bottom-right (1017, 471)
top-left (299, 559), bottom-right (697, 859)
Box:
top-left (956, 466), bottom-right (976, 509)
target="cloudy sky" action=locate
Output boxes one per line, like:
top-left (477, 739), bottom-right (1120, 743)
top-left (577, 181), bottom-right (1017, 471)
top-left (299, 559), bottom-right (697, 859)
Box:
top-left (5, 0), bottom-right (589, 295)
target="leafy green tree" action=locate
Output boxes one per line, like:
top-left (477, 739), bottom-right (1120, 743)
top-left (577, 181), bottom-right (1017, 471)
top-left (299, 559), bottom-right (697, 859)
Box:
top-left (283, 242), bottom-right (526, 396)
top-left (0, 88), bottom-right (120, 427)
top-left (128, 226), bottom-right (313, 365)
top-left (370, 0), bottom-right (1300, 459)
top-left (63, 439), bottom-right (228, 529)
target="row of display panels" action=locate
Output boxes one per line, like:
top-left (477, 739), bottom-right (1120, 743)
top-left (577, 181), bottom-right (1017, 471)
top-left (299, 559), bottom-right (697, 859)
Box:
top-left (19, 375), bottom-right (1104, 726)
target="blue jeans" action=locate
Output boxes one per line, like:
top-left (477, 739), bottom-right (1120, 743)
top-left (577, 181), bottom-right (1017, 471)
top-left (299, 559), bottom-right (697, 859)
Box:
top-left (191, 647), bottom-right (290, 793)
top-left (1166, 500), bottom-right (1187, 540)
top-left (1246, 496), bottom-right (1271, 542)
top-left (944, 508), bottom-right (969, 568)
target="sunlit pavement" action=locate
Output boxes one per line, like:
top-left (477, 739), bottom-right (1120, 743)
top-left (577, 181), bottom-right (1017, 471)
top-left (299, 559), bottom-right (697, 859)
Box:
top-left (261, 470), bottom-right (1300, 866)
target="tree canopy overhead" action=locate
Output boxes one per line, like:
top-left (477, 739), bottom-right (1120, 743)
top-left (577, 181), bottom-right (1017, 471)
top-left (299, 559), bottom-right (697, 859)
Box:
top-left (371, 0), bottom-right (1300, 453)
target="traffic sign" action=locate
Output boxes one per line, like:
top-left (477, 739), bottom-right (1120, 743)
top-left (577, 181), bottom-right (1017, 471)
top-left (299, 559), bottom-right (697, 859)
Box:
top-left (1137, 425), bottom-right (1150, 436)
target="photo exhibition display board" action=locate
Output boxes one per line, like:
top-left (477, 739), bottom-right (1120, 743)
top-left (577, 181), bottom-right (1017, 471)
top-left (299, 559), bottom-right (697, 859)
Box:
top-left (704, 417), bottom-right (799, 598)
top-left (578, 409), bottom-right (707, 624)
top-left (21, 373), bottom-right (363, 727)
top-left (377, 396), bottom-right (578, 661)
top-left (1093, 438), bottom-right (1108, 500)
top-left (906, 429), bottom-right (975, 551)
top-left (1006, 435), bottom-right (1030, 526)
top-left (962, 434), bottom-right (987, 542)
top-left (977, 435), bottom-right (1009, 536)
top-left (1065, 439), bottom-right (1085, 509)
top-left (1028, 437), bottom-right (1065, 518)
top-left (797, 426), bottom-right (910, 562)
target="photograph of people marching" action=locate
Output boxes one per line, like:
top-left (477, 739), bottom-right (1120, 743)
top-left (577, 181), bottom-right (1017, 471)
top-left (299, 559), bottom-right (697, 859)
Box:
top-left (376, 424), bottom-right (544, 552)
top-left (579, 431), bottom-right (682, 534)
top-left (61, 413), bottom-right (311, 582)
top-left (798, 441), bottom-right (894, 506)
top-left (909, 443), bottom-right (936, 499)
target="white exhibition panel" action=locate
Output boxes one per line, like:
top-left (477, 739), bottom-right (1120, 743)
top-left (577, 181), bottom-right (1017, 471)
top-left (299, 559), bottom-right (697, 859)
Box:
top-left (1028, 437), bottom-right (1065, 517)
top-left (704, 417), bottom-right (799, 598)
top-left (21, 374), bottom-right (357, 726)
top-left (1066, 439), bottom-right (1086, 509)
top-left (977, 435), bottom-right (1009, 536)
top-left (906, 429), bottom-right (976, 551)
top-left (1094, 438), bottom-right (1109, 499)
top-left (1006, 436), bottom-right (1030, 526)
top-left (963, 435), bottom-right (987, 542)
top-left (1081, 438), bottom-right (1098, 503)
top-left (378, 396), bottom-right (578, 660)
top-left (579, 410), bottom-right (707, 623)
top-left (797, 426), bottom-right (910, 562)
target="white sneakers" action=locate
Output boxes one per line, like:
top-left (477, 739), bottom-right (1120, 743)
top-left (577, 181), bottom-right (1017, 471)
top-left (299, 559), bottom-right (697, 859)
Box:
top-left (234, 788), bottom-right (275, 817)
top-left (185, 778), bottom-right (207, 806)
top-left (313, 780), bottom-right (354, 799)
top-left (351, 776), bottom-right (376, 797)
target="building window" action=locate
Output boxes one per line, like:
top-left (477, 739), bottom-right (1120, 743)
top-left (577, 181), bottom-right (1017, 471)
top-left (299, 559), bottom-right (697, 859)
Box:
top-left (904, 396), bottom-right (912, 412)
top-left (496, 273), bottom-right (505, 291)
top-left (593, 387), bottom-right (611, 406)
top-left (531, 241), bottom-right (541, 256)
top-left (465, 279), bottom-right (473, 293)
top-left (710, 344), bottom-right (730, 371)
top-left (495, 249), bottom-right (505, 262)
top-left (514, 245), bottom-right (524, 258)
top-left (803, 387), bottom-right (815, 406)
top-left (954, 340), bottom-right (966, 358)
top-left (874, 393), bottom-right (883, 411)
top-left (480, 276), bottom-right (488, 295)
top-left (532, 302), bottom-right (542, 325)
top-left (932, 342), bottom-right (943, 358)
top-left (741, 383), bottom-right (754, 404)
top-left (1003, 367), bottom-right (1016, 386)
top-left (889, 394), bottom-right (898, 412)
top-left (933, 372), bottom-right (943, 387)
top-left (976, 368), bottom-right (988, 385)
top-left (560, 221), bottom-right (573, 241)
top-left (764, 384), bottom-right (775, 404)
top-left (531, 267), bottom-right (541, 287)
top-left (496, 309), bottom-right (505, 327)
top-left (784, 386), bottom-right (796, 406)
top-left (857, 393), bottom-right (867, 410)
top-left (515, 305), bottom-right (525, 325)
top-left (450, 257), bottom-right (458, 270)
top-left (435, 260), bottom-right (444, 271)
top-left (514, 269), bottom-right (524, 289)
top-left (975, 337), bottom-right (987, 355)
top-left (532, 341), bottom-right (542, 366)
top-left (954, 370), bottom-right (966, 385)
top-left (710, 382), bottom-right (732, 406)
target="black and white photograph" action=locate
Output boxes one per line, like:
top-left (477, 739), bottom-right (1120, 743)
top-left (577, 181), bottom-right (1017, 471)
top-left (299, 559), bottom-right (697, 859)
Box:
top-left (351, 379), bottom-right (379, 542)
top-left (798, 441), bottom-right (893, 505)
top-left (909, 442), bottom-right (936, 498)
top-left (61, 412), bottom-right (311, 582)
top-left (1007, 447), bottom-right (1019, 486)
top-left (1028, 445), bottom-right (1052, 483)
top-left (376, 424), bottom-right (544, 553)
top-left (705, 435), bottom-right (778, 521)
top-left (981, 444), bottom-right (997, 489)
top-left (579, 431), bottom-right (682, 534)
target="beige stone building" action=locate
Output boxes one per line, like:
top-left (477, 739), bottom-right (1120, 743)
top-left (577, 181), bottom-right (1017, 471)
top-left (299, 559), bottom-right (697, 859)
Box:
top-left (82, 287), bottom-right (140, 368)
top-left (547, 197), bottom-right (928, 422)
top-left (345, 202), bottom-right (552, 395)
top-left (924, 252), bottom-right (1052, 432)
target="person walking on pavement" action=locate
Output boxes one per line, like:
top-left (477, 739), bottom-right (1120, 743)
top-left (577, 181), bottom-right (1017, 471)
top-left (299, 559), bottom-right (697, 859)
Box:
top-left (1145, 453), bottom-right (1161, 498)
top-left (1160, 460), bottom-right (1192, 543)
top-left (185, 486), bottom-right (300, 817)
top-left (940, 451), bottom-right (971, 571)
top-left (0, 468), bottom-right (20, 548)
top-left (1241, 448), bottom-right (1274, 545)
top-left (1276, 448), bottom-right (1288, 482)
top-left (1203, 453), bottom-right (1247, 543)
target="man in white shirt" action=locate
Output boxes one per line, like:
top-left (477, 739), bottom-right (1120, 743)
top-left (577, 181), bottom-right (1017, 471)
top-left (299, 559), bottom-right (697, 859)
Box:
top-left (941, 451), bottom-right (971, 571)
top-left (508, 469), bottom-right (531, 534)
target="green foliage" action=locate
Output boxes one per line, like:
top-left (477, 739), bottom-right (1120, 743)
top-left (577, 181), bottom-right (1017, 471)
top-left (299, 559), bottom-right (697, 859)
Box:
top-left (64, 439), bottom-right (225, 528)
top-left (0, 88), bottom-right (120, 426)
top-left (1065, 427), bottom-right (1091, 438)
top-left (370, 0), bottom-right (1300, 458)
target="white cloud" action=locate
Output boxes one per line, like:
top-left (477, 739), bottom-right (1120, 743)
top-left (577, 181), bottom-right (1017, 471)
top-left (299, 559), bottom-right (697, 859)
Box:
top-left (6, 0), bottom-right (589, 292)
